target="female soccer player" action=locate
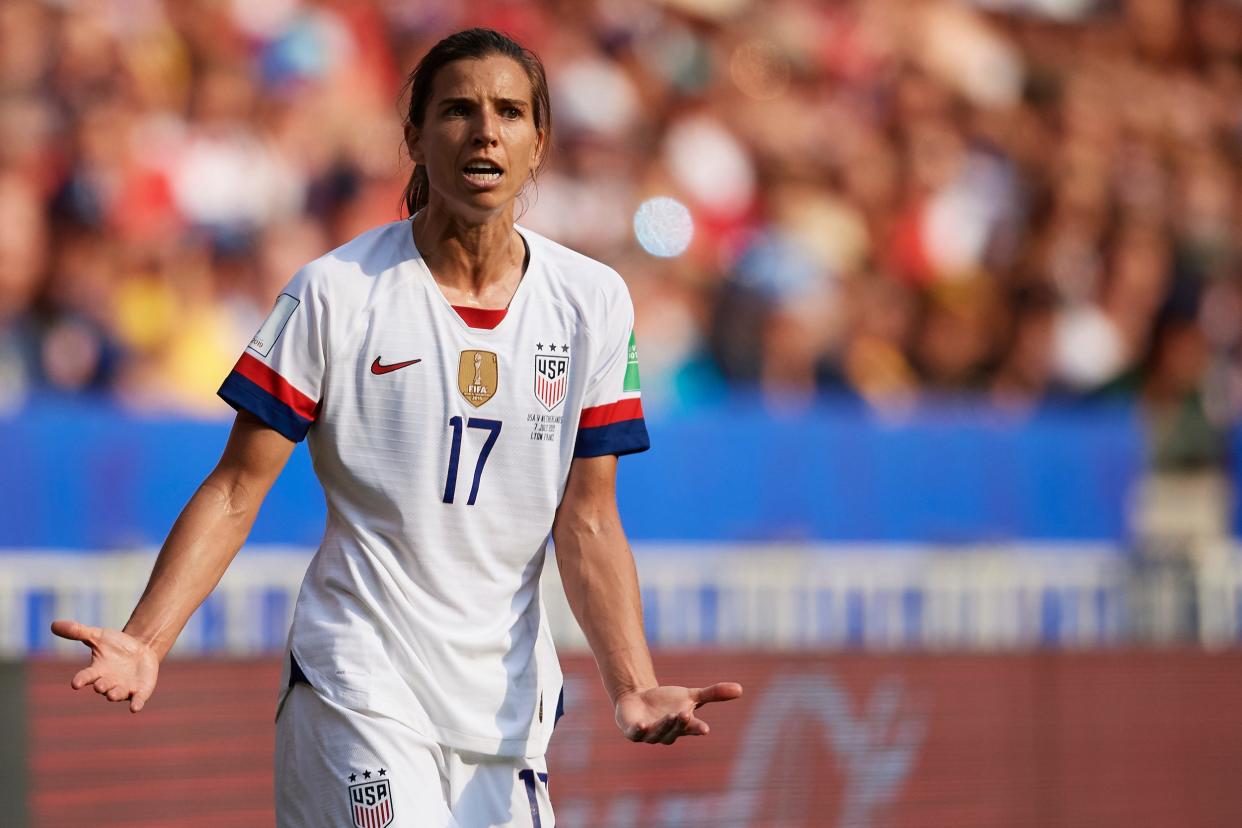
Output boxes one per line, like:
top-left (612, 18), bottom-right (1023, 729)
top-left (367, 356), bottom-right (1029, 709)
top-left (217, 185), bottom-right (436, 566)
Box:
top-left (52, 28), bottom-right (741, 827)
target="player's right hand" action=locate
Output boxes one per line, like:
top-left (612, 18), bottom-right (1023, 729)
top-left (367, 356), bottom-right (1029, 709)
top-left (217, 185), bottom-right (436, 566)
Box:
top-left (50, 620), bottom-right (160, 713)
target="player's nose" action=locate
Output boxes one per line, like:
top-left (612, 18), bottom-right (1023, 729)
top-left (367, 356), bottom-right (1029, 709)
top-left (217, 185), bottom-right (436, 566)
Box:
top-left (471, 111), bottom-right (499, 146)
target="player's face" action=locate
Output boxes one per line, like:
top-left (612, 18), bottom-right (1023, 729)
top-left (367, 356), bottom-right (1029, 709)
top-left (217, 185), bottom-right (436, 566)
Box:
top-left (408, 55), bottom-right (545, 223)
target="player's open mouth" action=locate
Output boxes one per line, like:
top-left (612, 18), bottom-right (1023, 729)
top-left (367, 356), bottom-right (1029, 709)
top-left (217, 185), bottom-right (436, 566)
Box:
top-left (462, 161), bottom-right (504, 188)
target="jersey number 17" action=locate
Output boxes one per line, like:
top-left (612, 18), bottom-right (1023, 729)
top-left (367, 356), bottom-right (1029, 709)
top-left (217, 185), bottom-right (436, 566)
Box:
top-left (442, 417), bottom-right (502, 505)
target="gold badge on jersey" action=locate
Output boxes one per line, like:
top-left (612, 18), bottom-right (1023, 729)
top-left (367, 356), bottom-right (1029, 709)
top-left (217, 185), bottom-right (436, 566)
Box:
top-left (459, 350), bottom-right (498, 407)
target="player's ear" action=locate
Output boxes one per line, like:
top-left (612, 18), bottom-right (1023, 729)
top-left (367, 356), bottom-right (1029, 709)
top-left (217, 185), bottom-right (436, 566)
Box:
top-left (531, 129), bottom-right (547, 169)
top-left (405, 122), bottom-right (424, 165)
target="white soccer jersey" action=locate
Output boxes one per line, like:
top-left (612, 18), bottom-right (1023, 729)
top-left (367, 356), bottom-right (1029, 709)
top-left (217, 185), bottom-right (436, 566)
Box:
top-left (219, 219), bottom-right (648, 758)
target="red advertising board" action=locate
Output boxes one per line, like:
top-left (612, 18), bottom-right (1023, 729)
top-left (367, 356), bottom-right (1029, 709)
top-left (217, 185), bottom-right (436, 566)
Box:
top-left (26, 652), bottom-right (1242, 827)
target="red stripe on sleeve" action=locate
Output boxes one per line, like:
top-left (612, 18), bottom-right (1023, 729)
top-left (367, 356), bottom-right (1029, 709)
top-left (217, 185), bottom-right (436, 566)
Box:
top-left (452, 305), bottom-right (507, 329)
top-left (579, 397), bottom-right (644, 428)
top-left (233, 353), bottom-right (318, 421)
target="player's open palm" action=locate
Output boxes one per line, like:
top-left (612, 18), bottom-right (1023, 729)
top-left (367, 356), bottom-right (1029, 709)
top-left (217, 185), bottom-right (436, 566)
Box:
top-left (50, 620), bottom-right (159, 713)
top-left (615, 682), bottom-right (743, 745)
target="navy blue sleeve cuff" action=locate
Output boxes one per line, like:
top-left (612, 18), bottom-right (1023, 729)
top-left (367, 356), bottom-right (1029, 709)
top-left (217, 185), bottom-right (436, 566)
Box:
top-left (218, 372), bottom-right (311, 443)
top-left (574, 418), bottom-right (651, 457)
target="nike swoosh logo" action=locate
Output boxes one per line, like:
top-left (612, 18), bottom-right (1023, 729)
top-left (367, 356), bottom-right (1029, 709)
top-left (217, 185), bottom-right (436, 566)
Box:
top-left (371, 356), bottom-right (423, 375)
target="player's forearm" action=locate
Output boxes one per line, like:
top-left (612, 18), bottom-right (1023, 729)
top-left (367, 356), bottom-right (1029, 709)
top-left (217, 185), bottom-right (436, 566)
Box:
top-left (553, 512), bottom-right (657, 703)
top-left (123, 474), bottom-right (262, 660)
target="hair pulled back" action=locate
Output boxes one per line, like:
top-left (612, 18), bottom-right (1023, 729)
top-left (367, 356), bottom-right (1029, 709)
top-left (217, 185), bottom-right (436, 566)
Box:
top-left (400, 28), bottom-right (552, 217)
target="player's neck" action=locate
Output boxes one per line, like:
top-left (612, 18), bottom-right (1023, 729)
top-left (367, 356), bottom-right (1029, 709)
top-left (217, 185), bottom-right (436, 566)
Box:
top-left (412, 207), bottom-right (525, 308)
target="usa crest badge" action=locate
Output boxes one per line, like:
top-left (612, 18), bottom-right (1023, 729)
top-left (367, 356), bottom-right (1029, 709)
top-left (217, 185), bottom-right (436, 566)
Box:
top-left (459, 350), bottom-right (498, 407)
top-left (534, 348), bottom-right (569, 411)
top-left (348, 773), bottom-right (393, 828)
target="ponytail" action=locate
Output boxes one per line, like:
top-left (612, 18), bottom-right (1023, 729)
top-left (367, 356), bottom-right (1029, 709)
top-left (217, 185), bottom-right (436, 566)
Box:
top-left (402, 165), bottom-right (430, 216)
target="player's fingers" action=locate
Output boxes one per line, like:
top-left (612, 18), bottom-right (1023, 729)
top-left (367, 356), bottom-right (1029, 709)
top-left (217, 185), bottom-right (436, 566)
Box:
top-left (683, 715), bottom-right (710, 736)
top-left (623, 711), bottom-right (662, 741)
top-left (130, 689), bottom-right (150, 713)
top-left (624, 721), bottom-right (649, 742)
top-left (691, 682), bottom-right (744, 708)
top-left (664, 710), bottom-right (706, 743)
top-left (670, 711), bottom-right (709, 738)
top-left (644, 715), bottom-right (678, 744)
top-left (50, 620), bottom-right (102, 645)
top-left (660, 715), bottom-right (689, 745)
top-left (105, 686), bottom-right (130, 702)
top-left (70, 666), bottom-right (102, 690)
top-left (92, 678), bottom-right (116, 696)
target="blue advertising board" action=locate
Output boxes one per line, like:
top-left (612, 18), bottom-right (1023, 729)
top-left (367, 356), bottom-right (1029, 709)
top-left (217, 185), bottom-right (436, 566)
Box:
top-left (0, 396), bottom-right (1142, 548)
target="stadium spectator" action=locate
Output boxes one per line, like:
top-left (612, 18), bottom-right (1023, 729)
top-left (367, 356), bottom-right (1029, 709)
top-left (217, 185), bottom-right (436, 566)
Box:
top-left (0, 0), bottom-right (1240, 468)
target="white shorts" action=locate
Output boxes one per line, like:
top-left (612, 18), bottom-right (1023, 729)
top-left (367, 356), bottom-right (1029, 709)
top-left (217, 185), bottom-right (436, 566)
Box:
top-left (275, 683), bottom-right (554, 828)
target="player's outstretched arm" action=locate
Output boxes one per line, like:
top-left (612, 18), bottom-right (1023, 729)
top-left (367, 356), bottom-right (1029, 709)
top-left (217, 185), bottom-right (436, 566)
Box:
top-left (51, 411), bottom-right (295, 712)
top-left (552, 454), bottom-right (743, 745)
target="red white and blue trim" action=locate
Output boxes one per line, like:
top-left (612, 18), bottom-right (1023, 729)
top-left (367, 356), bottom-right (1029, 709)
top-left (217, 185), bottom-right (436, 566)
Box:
top-left (574, 398), bottom-right (649, 457)
top-left (218, 353), bottom-right (318, 442)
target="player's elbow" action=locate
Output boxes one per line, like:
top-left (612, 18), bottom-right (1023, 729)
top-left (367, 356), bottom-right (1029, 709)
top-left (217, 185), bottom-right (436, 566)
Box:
top-left (198, 472), bottom-right (260, 522)
top-left (553, 506), bottom-right (618, 549)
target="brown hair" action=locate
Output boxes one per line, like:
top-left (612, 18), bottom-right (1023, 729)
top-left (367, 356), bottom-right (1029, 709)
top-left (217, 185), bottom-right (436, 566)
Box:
top-left (400, 28), bottom-right (552, 217)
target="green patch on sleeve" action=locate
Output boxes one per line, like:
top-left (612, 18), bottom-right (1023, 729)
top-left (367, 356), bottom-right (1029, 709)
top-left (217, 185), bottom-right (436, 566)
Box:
top-left (623, 330), bottom-right (641, 392)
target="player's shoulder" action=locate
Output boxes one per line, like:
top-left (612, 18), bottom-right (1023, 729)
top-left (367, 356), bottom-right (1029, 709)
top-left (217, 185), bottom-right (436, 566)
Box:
top-left (292, 220), bottom-right (413, 299)
top-left (520, 225), bottom-right (630, 309)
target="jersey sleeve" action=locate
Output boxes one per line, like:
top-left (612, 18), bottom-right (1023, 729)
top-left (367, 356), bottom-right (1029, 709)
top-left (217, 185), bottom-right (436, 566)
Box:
top-left (218, 268), bottom-right (326, 442)
top-left (573, 283), bottom-right (650, 458)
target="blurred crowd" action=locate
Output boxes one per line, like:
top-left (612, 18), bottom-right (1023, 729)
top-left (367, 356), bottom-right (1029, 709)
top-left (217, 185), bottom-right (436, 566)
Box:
top-left (2, 0), bottom-right (1241, 467)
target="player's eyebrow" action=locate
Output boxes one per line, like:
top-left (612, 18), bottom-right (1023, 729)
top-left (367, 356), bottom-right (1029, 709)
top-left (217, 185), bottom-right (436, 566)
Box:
top-left (438, 96), bottom-right (530, 109)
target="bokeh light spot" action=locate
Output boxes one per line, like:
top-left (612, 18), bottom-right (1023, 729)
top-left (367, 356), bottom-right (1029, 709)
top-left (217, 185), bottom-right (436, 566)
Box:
top-left (633, 197), bottom-right (694, 258)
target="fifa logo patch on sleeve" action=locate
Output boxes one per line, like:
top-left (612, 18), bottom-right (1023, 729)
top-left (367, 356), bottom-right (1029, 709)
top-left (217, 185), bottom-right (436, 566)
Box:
top-left (623, 330), bottom-right (641, 392)
top-left (248, 293), bottom-right (299, 357)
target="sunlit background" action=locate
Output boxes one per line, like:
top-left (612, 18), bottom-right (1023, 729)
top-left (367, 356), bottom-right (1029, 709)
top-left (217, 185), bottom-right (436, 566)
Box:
top-left (3, 0), bottom-right (1242, 825)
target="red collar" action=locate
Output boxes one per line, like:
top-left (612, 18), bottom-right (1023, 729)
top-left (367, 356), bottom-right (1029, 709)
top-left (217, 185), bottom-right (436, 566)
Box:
top-left (452, 306), bottom-right (507, 329)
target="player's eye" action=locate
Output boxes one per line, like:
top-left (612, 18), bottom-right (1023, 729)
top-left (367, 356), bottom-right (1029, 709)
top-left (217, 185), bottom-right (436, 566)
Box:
top-left (445, 103), bottom-right (469, 116)
top-left (502, 106), bottom-right (524, 119)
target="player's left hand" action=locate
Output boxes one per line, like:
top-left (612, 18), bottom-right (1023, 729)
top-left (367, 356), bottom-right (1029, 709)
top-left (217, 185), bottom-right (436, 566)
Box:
top-left (614, 682), bottom-right (743, 745)
top-left (50, 620), bottom-right (159, 713)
